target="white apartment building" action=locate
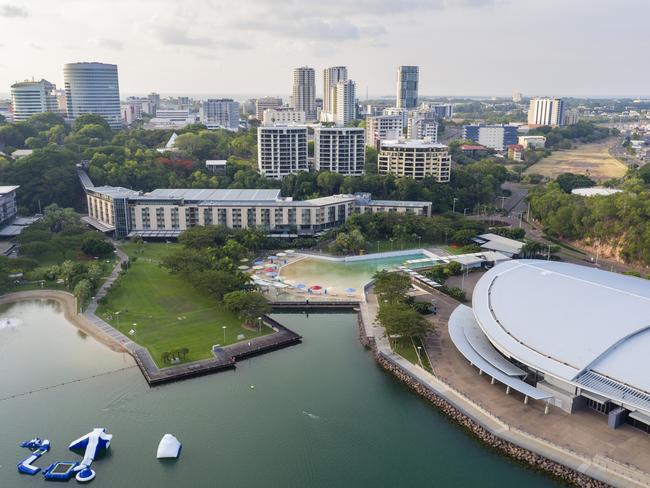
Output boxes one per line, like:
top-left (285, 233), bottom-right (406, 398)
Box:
top-left (378, 139), bottom-right (451, 181)
top-left (255, 97), bottom-right (282, 120)
top-left (10, 79), bottom-right (59, 121)
top-left (334, 80), bottom-right (356, 126)
top-left (528, 97), bottom-right (564, 127)
top-left (365, 115), bottom-right (403, 148)
top-left (518, 135), bottom-right (546, 149)
top-left (146, 109), bottom-right (196, 129)
top-left (200, 99), bottom-right (239, 131)
top-left (323, 66), bottom-right (347, 115)
top-left (314, 127), bottom-right (365, 176)
top-left (407, 116), bottom-right (438, 142)
top-left (121, 101), bottom-right (142, 125)
top-left (291, 67), bottom-right (316, 120)
top-left (262, 108), bottom-right (306, 126)
top-left (257, 125), bottom-right (308, 179)
top-left (0, 186), bottom-right (19, 225)
top-left (64, 62), bottom-right (122, 129)
top-left (383, 107), bottom-right (409, 128)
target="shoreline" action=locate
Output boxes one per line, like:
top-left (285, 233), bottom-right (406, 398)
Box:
top-left (0, 290), bottom-right (128, 354)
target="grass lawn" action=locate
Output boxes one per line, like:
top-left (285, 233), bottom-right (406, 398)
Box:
top-left (524, 139), bottom-right (627, 180)
top-left (97, 243), bottom-right (273, 367)
top-left (392, 336), bottom-right (432, 373)
top-left (368, 239), bottom-right (440, 253)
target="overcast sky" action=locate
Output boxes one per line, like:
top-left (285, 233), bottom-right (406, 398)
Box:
top-left (0, 0), bottom-right (648, 99)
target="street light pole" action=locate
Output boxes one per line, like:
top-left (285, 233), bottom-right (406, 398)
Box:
top-left (222, 325), bottom-right (227, 345)
top-left (452, 197), bottom-right (458, 213)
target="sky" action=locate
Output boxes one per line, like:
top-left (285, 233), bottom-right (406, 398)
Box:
top-left (0, 0), bottom-right (648, 99)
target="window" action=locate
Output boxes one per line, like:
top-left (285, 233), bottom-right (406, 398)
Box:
top-left (203, 208), bottom-right (213, 225)
top-left (156, 207), bottom-right (165, 229)
top-left (171, 208), bottom-right (180, 229)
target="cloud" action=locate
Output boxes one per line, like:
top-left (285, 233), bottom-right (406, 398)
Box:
top-left (0, 4), bottom-right (28, 17)
top-left (98, 38), bottom-right (124, 51)
top-left (155, 25), bottom-right (252, 50)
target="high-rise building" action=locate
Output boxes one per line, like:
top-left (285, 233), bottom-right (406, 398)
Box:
top-left (462, 124), bottom-right (518, 151)
top-left (323, 66), bottom-right (348, 115)
top-left (314, 127), bottom-right (365, 176)
top-left (407, 116), bottom-right (438, 142)
top-left (334, 80), bottom-right (356, 126)
top-left (365, 115), bottom-right (403, 148)
top-left (512, 92), bottom-right (523, 103)
top-left (563, 109), bottom-right (580, 126)
top-left (257, 125), bottom-right (308, 179)
top-left (147, 92), bottom-right (160, 115)
top-left (200, 99), bottom-right (240, 131)
top-left (10, 79), bottom-right (59, 121)
top-left (291, 67), bottom-right (316, 120)
top-left (527, 97), bottom-right (564, 127)
top-left (64, 62), bottom-right (122, 129)
top-left (256, 97), bottom-right (283, 120)
top-left (378, 139), bottom-right (451, 181)
top-left (383, 107), bottom-right (409, 128)
top-left (396, 66), bottom-right (419, 109)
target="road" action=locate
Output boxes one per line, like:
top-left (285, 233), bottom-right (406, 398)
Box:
top-left (469, 182), bottom-right (639, 274)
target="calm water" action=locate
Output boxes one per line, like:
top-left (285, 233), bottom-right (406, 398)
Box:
top-left (281, 254), bottom-right (427, 292)
top-left (0, 300), bottom-right (557, 487)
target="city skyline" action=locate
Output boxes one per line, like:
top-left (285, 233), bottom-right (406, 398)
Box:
top-left (0, 0), bottom-right (649, 98)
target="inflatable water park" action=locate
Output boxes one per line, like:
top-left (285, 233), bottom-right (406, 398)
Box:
top-left (17, 429), bottom-right (181, 482)
top-left (18, 428), bottom-right (112, 483)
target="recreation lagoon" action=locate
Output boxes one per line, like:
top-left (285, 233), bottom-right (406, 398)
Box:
top-left (0, 299), bottom-right (558, 487)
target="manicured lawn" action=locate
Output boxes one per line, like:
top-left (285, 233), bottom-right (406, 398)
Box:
top-left (97, 243), bottom-right (273, 367)
top-left (392, 336), bottom-right (432, 373)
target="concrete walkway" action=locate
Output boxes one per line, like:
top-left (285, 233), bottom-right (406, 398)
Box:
top-left (360, 286), bottom-right (649, 488)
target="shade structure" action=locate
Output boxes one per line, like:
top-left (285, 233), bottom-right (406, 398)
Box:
top-left (240, 258), bottom-right (249, 262)
top-left (285, 250), bottom-right (295, 254)
top-left (344, 287), bottom-right (356, 293)
top-left (267, 255), bottom-right (278, 260)
top-left (253, 260), bottom-right (264, 265)
top-left (294, 283), bottom-right (307, 289)
top-left (273, 282), bottom-right (289, 288)
top-left (252, 265), bottom-right (264, 270)
top-left (266, 271), bottom-right (277, 277)
top-left (237, 265), bottom-right (250, 270)
top-left (276, 252), bottom-right (287, 257)
top-left (263, 267), bottom-right (276, 273)
top-left (310, 285), bottom-right (323, 291)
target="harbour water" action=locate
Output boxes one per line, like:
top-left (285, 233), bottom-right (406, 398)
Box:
top-left (0, 300), bottom-right (557, 487)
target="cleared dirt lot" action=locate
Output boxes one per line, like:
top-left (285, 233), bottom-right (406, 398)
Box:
top-left (525, 139), bottom-right (627, 180)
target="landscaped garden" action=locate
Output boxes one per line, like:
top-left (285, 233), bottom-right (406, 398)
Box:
top-left (97, 242), bottom-right (274, 367)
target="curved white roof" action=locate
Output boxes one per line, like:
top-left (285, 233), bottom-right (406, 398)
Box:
top-left (472, 260), bottom-right (650, 413)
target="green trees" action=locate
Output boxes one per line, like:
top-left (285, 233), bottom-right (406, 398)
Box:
top-left (373, 271), bottom-right (411, 303)
top-left (555, 173), bottom-right (596, 193)
top-left (377, 302), bottom-right (429, 338)
top-left (224, 291), bottom-right (271, 325)
top-left (330, 228), bottom-right (365, 255)
top-left (81, 235), bottom-right (115, 256)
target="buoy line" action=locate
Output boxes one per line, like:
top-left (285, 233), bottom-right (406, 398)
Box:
top-left (0, 366), bottom-right (138, 402)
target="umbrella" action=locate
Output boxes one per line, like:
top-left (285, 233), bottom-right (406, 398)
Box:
top-left (240, 258), bottom-right (249, 262)
top-left (263, 267), bottom-right (276, 273)
top-left (237, 265), bottom-right (250, 270)
top-left (266, 271), bottom-right (277, 277)
top-left (344, 287), bottom-right (356, 294)
top-left (310, 285), bottom-right (323, 291)
top-left (294, 283), bottom-right (307, 289)
top-left (277, 252), bottom-right (287, 257)
top-left (252, 265), bottom-right (264, 270)
top-left (267, 255), bottom-right (278, 260)
top-left (254, 260), bottom-right (264, 265)
top-left (285, 249), bottom-right (295, 254)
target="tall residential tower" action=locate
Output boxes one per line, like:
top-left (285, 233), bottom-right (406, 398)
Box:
top-left (396, 66), bottom-right (419, 109)
top-left (10, 79), bottom-right (59, 121)
top-left (291, 67), bottom-right (316, 121)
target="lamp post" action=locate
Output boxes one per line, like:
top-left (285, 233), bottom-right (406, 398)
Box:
top-left (452, 197), bottom-right (458, 213)
top-left (258, 316), bottom-right (262, 333)
top-left (463, 208), bottom-right (469, 216)
top-left (416, 345), bottom-right (423, 368)
top-left (115, 310), bottom-right (120, 328)
top-left (222, 325), bottom-right (227, 345)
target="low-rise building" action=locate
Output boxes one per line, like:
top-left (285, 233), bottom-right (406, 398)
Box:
top-left (262, 108), bottom-right (306, 126)
top-left (78, 171), bottom-right (431, 239)
top-left (407, 116), bottom-right (438, 142)
top-left (460, 145), bottom-right (488, 158)
top-left (518, 135), bottom-right (546, 149)
top-left (255, 97), bottom-right (283, 120)
top-left (205, 160), bottom-right (227, 174)
top-left (0, 186), bottom-right (19, 225)
top-left (313, 127), bottom-right (364, 176)
top-left (462, 124), bottom-right (518, 151)
top-left (378, 139), bottom-right (451, 181)
top-left (507, 144), bottom-right (524, 161)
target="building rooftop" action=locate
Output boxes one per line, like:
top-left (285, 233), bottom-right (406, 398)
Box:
top-left (143, 188), bottom-right (282, 202)
top-left (460, 145), bottom-right (487, 151)
top-left (474, 233), bottom-right (525, 254)
top-left (0, 185), bottom-right (19, 195)
top-left (380, 139), bottom-right (448, 149)
top-left (571, 187), bottom-right (623, 197)
top-left (472, 260), bottom-right (650, 412)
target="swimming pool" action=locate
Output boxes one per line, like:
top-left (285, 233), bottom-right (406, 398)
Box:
top-left (280, 253), bottom-right (429, 293)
